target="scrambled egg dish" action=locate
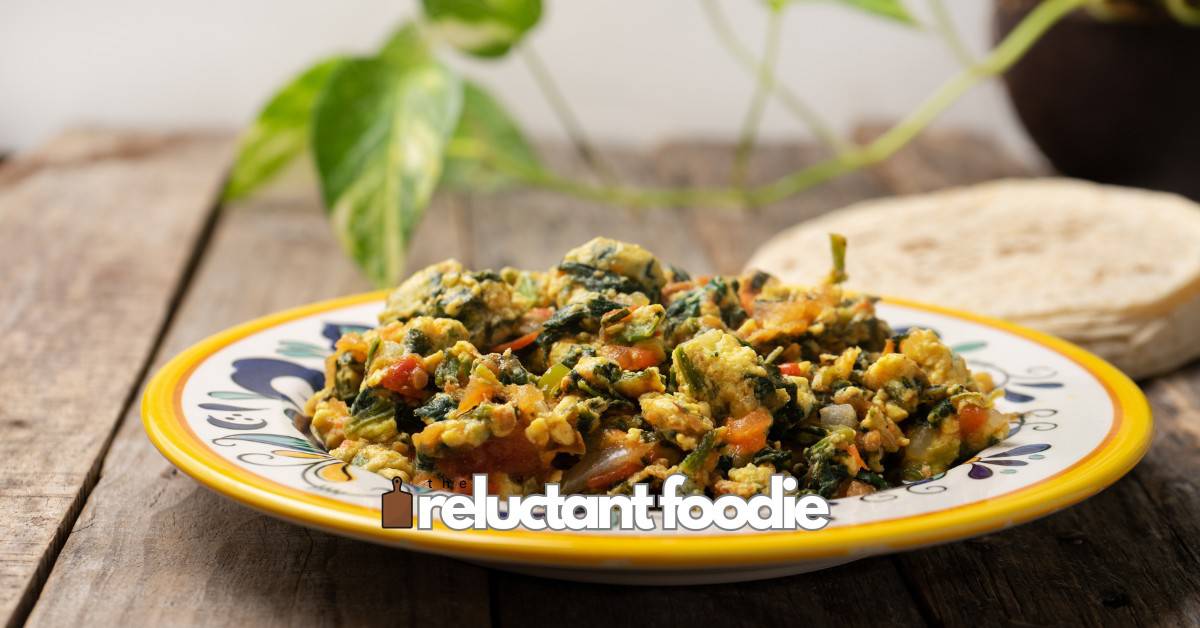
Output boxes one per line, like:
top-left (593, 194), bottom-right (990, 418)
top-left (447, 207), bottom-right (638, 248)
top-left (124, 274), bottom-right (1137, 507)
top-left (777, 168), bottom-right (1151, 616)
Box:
top-left (304, 236), bottom-right (1012, 498)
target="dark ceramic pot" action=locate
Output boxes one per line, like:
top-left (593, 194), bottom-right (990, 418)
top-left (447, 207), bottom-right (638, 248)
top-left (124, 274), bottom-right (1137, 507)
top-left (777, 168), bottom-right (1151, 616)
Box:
top-left (994, 0), bottom-right (1200, 200)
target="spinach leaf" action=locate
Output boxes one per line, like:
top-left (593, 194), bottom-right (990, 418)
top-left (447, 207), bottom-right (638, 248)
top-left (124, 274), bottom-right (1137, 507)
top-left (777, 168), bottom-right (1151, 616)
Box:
top-left (537, 295), bottom-right (623, 347)
top-left (435, 351), bottom-right (472, 388)
top-left (664, 289), bottom-right (702, 322)
top-left (667, 264), bottom-right (691, 282)
top-left (612, 307), bottom-right (665, 344)
top-left (558, 262), bottom-right (646, 296)
top-left (402, 328), bottom-right (432, 355)
top-left (347, 388), bottom-right (398, 433)
top-left (497, 352), bottom-right (532, 384)
top-left (803, 427), bottom-right (854, 498)
top-left (680, 430), bottom-right (718, 481)
top-left (855, 469), bottom-right (889, 490)
top-left (705, 276), bottom-right (747, 328)
top-left (414, 393), bottom-right (457, 423)
top-left (333, 351), bottom-right (365, 402)
top-left (925, 398), bottom-right (956, 426)
top-left (395, 403), bottom-right (425, 434)
top-left (538, 305), bottom-right (588, 347)
top-left (752, 447), bottom-right (793, 468)
top-left (672, 347), bottom-right (708, 396)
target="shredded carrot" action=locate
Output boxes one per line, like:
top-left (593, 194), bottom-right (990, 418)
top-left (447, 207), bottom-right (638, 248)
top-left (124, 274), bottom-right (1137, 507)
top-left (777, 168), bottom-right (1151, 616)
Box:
top-left (737, 280), bottom-right (759, 315)
top-left (661, 281), bottom-right (695, 300)
top-left (491, 330), bottom-right (540, 354)
top-left (845, 444), bottom-right (866, 471)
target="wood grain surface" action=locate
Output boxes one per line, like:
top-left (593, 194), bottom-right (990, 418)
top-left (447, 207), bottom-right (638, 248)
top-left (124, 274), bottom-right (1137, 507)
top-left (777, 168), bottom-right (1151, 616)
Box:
top-left (5, 129), bottom-right (1197, 627)
top-left (0, 130), bottom-right (232, 626)
top-left (23, 174), bottom-right (488, 628)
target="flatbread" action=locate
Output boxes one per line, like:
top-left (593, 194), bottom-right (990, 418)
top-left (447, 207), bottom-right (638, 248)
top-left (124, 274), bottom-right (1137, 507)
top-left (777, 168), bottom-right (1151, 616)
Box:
top-left (746, 178), bottom-right (1200, 379)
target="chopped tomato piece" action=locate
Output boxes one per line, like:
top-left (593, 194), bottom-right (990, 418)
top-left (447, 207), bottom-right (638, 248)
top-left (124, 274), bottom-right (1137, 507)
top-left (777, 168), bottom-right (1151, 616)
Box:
top-left (601, 343), bottom-right (663, 371)
top-left (778, 362), bottom-right (805, 377)
top-left (724, 409), bottom-right (772, 458)
top-left (435, 430), bottom-right (546, 494)
top-left (378, 355), bottom-right (427, 398)
top-left (527, 307), bottom-right (553, 322)
top-left (457, 375), bottom-right (500, 414)
top-left (958, 404), bottom-right (989, 437)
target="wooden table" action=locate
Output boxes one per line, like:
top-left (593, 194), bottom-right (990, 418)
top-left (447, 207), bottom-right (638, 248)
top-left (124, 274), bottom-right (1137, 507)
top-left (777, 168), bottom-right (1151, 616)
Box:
top-left (2, 128), bottom-right (1197, 627)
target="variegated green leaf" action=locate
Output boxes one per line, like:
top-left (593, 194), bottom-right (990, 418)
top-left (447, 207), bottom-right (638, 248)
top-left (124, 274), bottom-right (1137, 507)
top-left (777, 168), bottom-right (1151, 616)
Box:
top-left (379, 22), bottom-right (431, 65)
top-left (441, 80), bottom-right (540, 191)
top-left (421, 0), bottom-right (543, 58)
top-left (224, 56), bottom-right (346, 201)
top-left (312, 36), bottom-right (463, 287)
top-left (832, 0), bottom-right (915, 23)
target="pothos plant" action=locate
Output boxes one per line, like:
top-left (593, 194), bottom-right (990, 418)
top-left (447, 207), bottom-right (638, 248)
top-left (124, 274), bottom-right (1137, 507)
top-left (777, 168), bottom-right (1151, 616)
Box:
top-left (224, 0), bottom-right (1198, 287)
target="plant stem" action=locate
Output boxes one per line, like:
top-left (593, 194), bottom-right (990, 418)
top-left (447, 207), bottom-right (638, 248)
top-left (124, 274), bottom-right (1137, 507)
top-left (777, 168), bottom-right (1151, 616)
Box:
top-left (1165, 0), bottom-right (1200, 25)
top-left (700, 0), bottom-right (849, 154)
top-left (518, 44), bottom-right (616, 183)
top-left (752, 0), bottom-right (1082, 205)
top-left (928, 0), bottom-right (976, 67)
top-left (473, 0), bottom-right (1084, 210)
top-left (731, 8), bottom-right (785, 188)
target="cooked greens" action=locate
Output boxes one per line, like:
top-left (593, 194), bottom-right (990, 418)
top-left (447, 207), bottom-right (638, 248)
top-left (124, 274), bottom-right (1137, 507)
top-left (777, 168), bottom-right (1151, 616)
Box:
top-left (304, 237), bottom-right (1013, 499)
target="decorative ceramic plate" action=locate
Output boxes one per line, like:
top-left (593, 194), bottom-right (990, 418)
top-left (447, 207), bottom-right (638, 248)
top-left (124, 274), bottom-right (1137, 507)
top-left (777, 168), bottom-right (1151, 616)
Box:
top-left (143, 292), bottom-right (1152, 585)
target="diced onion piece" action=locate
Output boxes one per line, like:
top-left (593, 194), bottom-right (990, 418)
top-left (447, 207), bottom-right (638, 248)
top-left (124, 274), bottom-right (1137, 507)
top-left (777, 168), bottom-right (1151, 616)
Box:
top-left (819, 404), bottom-right (859, 429)
top-left (561, 441), bottom-right (650, 494)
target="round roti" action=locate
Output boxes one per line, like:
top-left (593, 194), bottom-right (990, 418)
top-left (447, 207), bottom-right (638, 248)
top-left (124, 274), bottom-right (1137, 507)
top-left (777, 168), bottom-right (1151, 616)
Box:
top-left (746, 178), bottom-right (1200, 379)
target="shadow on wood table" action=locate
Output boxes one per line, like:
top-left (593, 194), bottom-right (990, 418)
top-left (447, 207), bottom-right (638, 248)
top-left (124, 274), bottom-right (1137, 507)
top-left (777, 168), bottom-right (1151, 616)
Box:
top-left (2, 129), bottom-right (1195, 628)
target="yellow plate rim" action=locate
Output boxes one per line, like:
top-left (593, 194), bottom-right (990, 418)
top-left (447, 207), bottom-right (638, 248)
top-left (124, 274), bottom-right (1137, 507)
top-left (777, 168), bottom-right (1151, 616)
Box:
top-left (142, 290), bottom-right (1152, 570)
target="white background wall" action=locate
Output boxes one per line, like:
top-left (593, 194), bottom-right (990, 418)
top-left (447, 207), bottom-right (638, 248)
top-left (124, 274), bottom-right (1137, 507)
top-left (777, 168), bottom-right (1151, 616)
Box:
top-left (0, 1), bottom-right (1037, 160)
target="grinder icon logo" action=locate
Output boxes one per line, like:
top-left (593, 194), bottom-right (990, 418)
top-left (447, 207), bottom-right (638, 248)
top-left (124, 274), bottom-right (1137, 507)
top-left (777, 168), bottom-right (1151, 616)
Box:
top-left (381, 478), bottom-right (413, 528)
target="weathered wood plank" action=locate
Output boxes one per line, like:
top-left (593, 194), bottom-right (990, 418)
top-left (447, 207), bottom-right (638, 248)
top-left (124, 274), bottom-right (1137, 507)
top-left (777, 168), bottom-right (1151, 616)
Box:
top-left (493, 567), bottom-right (925, 628)
top-left (0, 130), bottom-right (233, 627)
top-left (23, 130), bottom-right (1195, 627)
top-left (843, 128), bottom-right (1200, 627)
top-left (25, 169), bottom-right (491, 627)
